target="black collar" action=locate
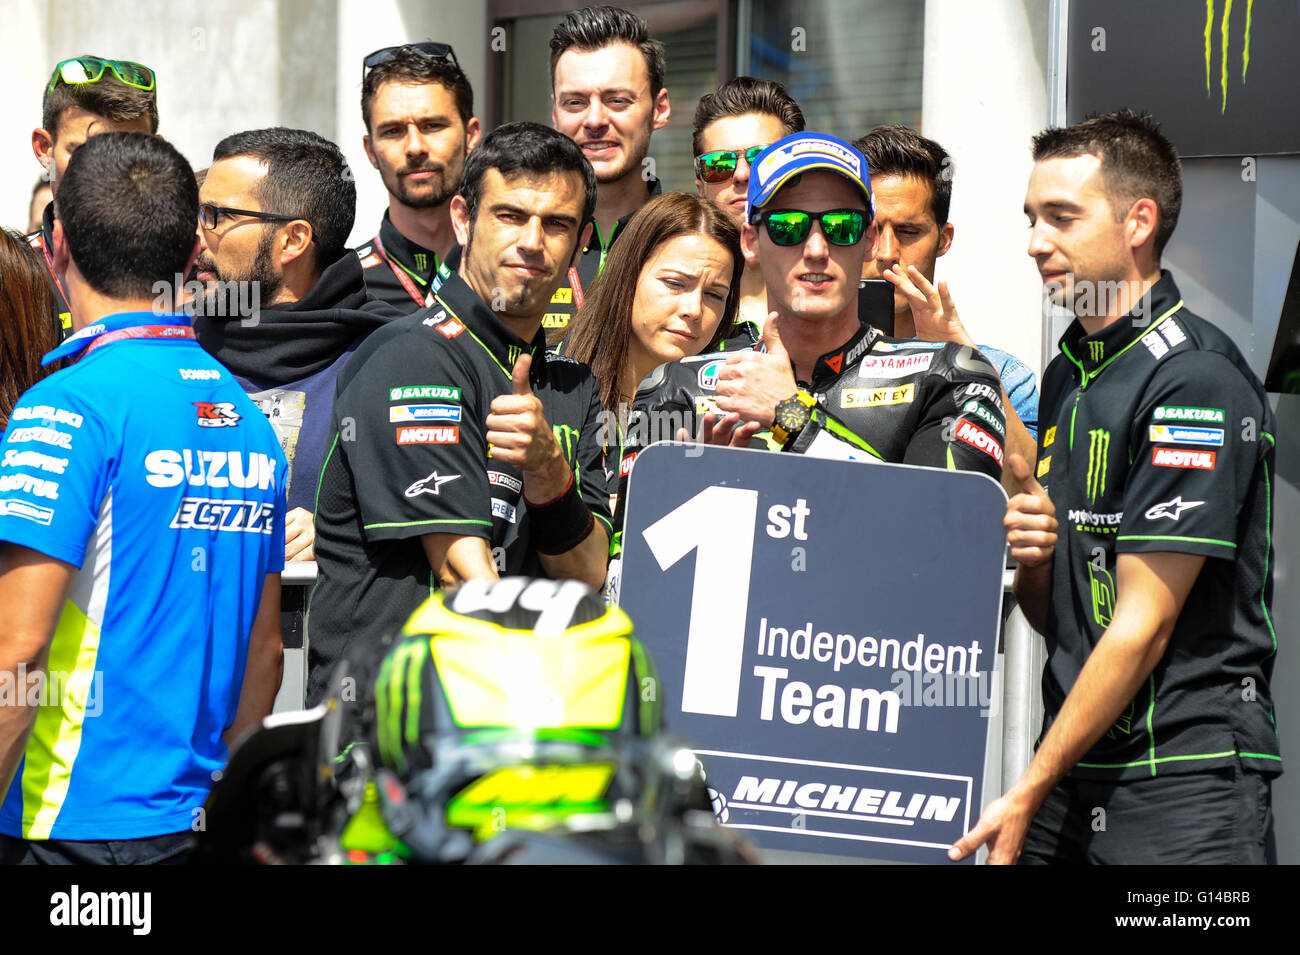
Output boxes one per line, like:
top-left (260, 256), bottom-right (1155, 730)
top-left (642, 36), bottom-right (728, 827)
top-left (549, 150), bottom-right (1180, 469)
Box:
top-left (431, 271), bottom-right (552, 385)
top-left (377, 210), bottom-right (438, 284)
top-left (587, 177), bottom-right (663, 253)
top-left (803, 322), bottom-right (880, 391)
top-left (1059, 270), bottom-right (1185, 379)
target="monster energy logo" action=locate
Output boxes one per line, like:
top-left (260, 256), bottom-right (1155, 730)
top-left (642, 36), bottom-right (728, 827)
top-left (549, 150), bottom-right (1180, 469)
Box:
top-left (507, 345), bottom-right (522, 368)
top-left (414, 252), bottom-right (428, 272)
top-left (552, 424), bottom-right (580, 486)
top-left (374, 637), bottom-right (430, 775)
top-left (1204, 0), bottom-right (1255, 114)
top-left (1090, 560), bottom-right (1116, 628)
top-left (1086, 428), bottom-right (1110, 503)
top-left (1088, 341), bottom-right (1104, 362)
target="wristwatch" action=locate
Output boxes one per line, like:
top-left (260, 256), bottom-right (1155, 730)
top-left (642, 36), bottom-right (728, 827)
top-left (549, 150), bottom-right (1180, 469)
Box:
top-left (771, 389), bottom-right (817, 447)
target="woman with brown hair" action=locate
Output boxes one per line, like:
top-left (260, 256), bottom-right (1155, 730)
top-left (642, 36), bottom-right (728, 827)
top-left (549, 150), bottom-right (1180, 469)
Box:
top-left (559, 191), bottom-right (743, 599)
top-left (0, 228), bottom-right (62, 441)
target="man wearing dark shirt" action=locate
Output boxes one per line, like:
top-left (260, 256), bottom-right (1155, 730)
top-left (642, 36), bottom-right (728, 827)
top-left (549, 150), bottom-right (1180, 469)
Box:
top-left (954, 110), bottom-right (1280, 865)
top-left (307, 123), bottom-right (613, 704)
top-left (545, 5), bottom-right (669, 333)
top-left (355, 43), bottom-right (481, 313)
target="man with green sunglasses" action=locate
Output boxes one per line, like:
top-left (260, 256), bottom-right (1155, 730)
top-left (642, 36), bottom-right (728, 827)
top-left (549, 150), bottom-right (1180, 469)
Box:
top-left (29, 55), bottom-right (160, 337)
top-left (655, 131), bottom-right (1006, 481)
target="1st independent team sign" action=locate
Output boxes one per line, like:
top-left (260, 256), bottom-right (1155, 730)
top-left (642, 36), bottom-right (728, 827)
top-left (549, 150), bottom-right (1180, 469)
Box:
top-left (619, 443), bottom-right (1007, 863)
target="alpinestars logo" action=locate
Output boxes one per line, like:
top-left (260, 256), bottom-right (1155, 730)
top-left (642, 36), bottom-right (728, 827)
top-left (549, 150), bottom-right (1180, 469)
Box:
top-left (194, 402), bottom-right (240, 427)
top-left (405, 470), bottom-right (461, 497)
top-left (1144, 496), bottom-right (1205, 521)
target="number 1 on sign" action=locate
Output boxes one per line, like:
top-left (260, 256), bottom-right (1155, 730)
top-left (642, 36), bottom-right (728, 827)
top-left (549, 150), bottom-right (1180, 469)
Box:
top-left (641, 485), bottom-right (758, 717)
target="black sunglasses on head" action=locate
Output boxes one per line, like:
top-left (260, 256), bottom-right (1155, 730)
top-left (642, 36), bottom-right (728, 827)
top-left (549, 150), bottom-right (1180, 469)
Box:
top-left (362, 41), bottom-right (459, 81)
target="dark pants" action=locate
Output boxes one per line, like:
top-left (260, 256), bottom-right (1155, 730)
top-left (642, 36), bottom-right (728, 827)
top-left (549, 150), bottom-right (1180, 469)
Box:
top-left (0, 830), bottom-right (195, 865)
top-left (1019, 762), bottom-right (1275, 864)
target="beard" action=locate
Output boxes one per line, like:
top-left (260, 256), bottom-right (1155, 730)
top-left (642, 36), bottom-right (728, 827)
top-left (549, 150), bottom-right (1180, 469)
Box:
top-left (383, 143), bottom-right (467, 209)
top-left (196, 228), bottom-right (283, 318)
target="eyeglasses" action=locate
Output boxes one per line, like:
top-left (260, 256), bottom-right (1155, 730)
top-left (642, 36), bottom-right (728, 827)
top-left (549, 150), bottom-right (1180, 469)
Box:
top-left (48, 56), bottom-right (155, 95)
top-left (694, 145), bottom-right (767, 184)
top-left (362, 41), bottom-right (459, 81)
top-left (752, 208), bottom-right (869, 247)
top-left (199, 202), bottom-right (313, 242)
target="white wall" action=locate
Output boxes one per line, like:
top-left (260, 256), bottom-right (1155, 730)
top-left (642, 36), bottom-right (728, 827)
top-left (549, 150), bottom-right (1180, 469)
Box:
top-left (922, 0), bottom-right (1051, 376)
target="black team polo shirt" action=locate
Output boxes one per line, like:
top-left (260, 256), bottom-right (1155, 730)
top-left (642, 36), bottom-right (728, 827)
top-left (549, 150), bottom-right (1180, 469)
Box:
top-left (355, 210), bottom-right (441, 314)
top-left (1035, 270), bottom-right (1281, 781)
top-left (306, 269), bottom-right (614, 704)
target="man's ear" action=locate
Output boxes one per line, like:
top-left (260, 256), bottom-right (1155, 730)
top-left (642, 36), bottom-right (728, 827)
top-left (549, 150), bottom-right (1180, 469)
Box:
top-left (570, 221), bottom-right (594, 269)
top-left (937, 221), bottom-right (954, 258)
top-left (51, 217), bottom-right (70, 275)
top-left (450, 194), bottom-right (471, 247)
top-left (32, 128), bottom-right (55, 180)
top-left (279, 220), bottom-right (314, 268)
top-left (465, 116), bottom-right (483, 152)
top-left (362, 133), bottom-right (379, 170)
top-left (1126, 197), bottom-right (1159, 253)
top-left (740, 222), bottom-right (761, 267)
top-left (651, 88), bottom-right (671, 132)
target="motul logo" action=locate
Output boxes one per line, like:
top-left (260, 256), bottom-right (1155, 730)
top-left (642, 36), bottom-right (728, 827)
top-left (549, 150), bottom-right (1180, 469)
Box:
top-left (396, 426), bottom-right (459, 445)
top-left (1151, 447), bottom-right (1215, 470)
top-left (954, 419), bottom-right (1003, 466)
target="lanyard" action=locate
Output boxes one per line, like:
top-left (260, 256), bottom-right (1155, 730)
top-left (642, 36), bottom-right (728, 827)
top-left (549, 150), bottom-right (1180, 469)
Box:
top-left (36, 232), bottom-right (73, 313)
top-left (83, 324), bottom-right (197, 356)
top-left (374, 233), bottom-right (434, 308)
top-left (568, 267), bottom-right (585, 311)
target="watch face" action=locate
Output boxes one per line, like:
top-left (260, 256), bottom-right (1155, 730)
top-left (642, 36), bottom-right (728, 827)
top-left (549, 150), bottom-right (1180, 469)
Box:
top-left (775, 397), bottom-right (811, 434)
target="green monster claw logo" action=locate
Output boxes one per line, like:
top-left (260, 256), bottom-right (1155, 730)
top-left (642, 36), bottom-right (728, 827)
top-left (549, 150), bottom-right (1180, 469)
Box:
top-left (375, 637), bottom-right (430, 775)
top-left (1086, 428), bottom-right (1110, 503)
top-left (552, 425), bottom-right (581, 487)
top-left (1088, 341), bottom-right (1104, 362)
top-left (414, 252), bottom-right (428, 272)
top-left (1204, 0), bottom-right (1255, 114)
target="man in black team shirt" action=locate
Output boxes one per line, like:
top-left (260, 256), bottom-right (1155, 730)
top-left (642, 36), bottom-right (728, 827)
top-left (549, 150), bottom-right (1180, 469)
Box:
top-left (545, 5), bottom-right (670, 334)
top-left (29, 55), bottom-right (158, 335)
top-left (637, 132), bottom-right (1006, 478)
top-left (307, 123), bottom-right (613, 705)
top-left (952, 110), bottom-right (1280, 865)
top-left (355, 43), bottom-right (481, 313)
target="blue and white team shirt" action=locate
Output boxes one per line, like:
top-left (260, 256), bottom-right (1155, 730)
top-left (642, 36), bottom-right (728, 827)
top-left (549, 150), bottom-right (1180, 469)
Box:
top-left (0, 312), bottom-right (287, 840)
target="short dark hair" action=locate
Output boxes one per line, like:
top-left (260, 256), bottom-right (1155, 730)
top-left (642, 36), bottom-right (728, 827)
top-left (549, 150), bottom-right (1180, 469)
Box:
top-left (458, 122), bottom-right (597, 229)
top-left (361, 46), bottom-right (474, 132)
top-left (1031, 108), bottom-right (1182, 257)
top-left (549, 5), bottom-right (666, 100)
top-left (42, 63), bottom-right (159, 139)
top-left (212, 127), bottom-right (356, 268)
top-left (692, 76), bottom-right (805, 157)
top-left (854, 125), bottom-right (953, 226)
top-left (55, 131), bottom-right (197, 299)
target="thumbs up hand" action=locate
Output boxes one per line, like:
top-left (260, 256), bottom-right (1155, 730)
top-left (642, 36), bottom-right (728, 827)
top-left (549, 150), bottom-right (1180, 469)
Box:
top-left (715, 311), bottom-right (799, 428)
top-left (487, 352), bottom-right (568, 498)
top-left (1004, 452), bottom-right (1057, 567)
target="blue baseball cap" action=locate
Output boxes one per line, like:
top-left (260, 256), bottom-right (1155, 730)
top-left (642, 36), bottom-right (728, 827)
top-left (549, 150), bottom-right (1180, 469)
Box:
top-left (746, 132), bottom-right (874, 223)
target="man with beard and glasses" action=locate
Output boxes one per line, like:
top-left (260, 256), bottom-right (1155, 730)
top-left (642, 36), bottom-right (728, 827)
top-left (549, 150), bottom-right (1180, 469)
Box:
top-left (193, 129), bottom-right (399, 665)
top-left (543, 5), bottom-right (670, 335)
top-left (355, 43), bottom-right (481, 313)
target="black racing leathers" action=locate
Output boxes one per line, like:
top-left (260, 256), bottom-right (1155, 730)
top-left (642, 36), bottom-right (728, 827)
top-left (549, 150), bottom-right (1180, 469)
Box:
top-left (627, 320), bottom-right (1006, 491)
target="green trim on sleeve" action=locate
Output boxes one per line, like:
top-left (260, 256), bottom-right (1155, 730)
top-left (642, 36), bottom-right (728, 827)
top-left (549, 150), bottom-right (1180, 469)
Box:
top-left (364, 518), bottom-right (493, 531)
top-left (1116, 534), bottom-right (1236, 548)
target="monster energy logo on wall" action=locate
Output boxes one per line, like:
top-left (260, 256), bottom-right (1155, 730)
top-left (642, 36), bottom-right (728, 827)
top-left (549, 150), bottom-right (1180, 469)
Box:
top-left (1086, 428), bottom-right (1110, 503)
top-left (1204, 0), bottom-right (1255, 113)
top-left (1088, 341), bottom-right (1104, 362)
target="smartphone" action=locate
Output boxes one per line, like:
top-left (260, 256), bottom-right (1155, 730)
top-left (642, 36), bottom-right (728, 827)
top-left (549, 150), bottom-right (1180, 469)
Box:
top-left (857, 278), bottom-right (895, 336)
